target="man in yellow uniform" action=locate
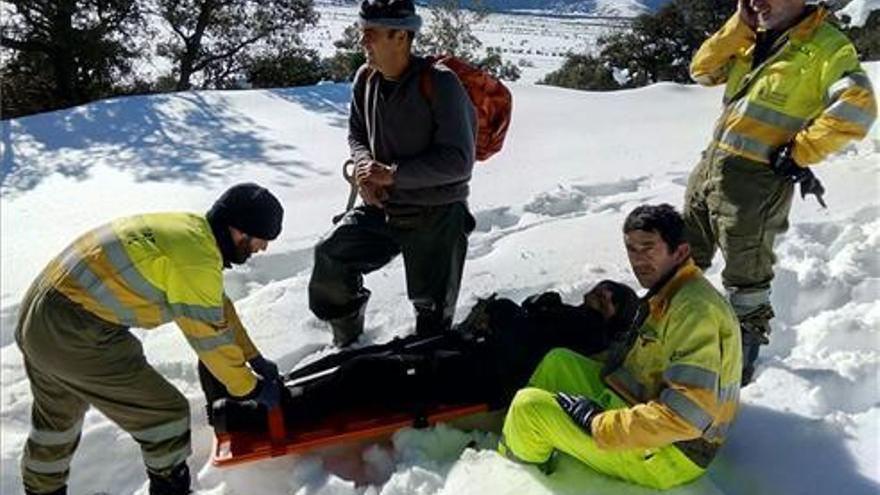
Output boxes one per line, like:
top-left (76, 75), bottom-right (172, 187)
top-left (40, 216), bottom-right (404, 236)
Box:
top-left (499, 204), bottom-right (741, 490)
top-left (15, 183), bottom-right (285, 495)
top-left (685, 0), bottom-right (876, 384)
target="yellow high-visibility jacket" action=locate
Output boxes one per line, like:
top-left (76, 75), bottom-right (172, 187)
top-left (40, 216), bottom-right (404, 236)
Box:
top-left (690, 7), bottom-right (876, 166)
top-left (593, 260), bottom-right (741, 465)
top-left (39, 212), bottom-right (260, 397)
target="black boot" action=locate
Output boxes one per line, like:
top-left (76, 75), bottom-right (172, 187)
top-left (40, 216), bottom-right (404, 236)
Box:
top-left (739, 313), bottom-right (772, 386)
top-left (148, 463), bottom-right (191, 495)
top-left (414, 298), bottom-right (454, 337)
top-left (330, 305), bottom-right (366, 347)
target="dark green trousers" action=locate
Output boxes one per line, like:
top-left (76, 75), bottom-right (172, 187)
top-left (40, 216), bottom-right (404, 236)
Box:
top-left (683, 148), bottom-right (794, 383)
top-left (309, 202), bottom-right (475, 346)
top-left (15, 285), bottom-right (191, 494)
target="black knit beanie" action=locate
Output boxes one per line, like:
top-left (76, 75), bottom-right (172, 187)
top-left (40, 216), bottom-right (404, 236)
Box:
top-left (207, 183), bottom-right (284, 240)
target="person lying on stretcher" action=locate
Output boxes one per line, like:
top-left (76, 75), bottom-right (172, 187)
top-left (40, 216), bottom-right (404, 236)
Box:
top-left (198, 280), bottom-right (639, 434)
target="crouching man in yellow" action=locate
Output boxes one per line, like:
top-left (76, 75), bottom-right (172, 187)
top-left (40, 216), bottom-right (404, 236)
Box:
top-left (499, 204), bottom-right (742, 490)
top-left (15, 183), bottom-right (285, 495)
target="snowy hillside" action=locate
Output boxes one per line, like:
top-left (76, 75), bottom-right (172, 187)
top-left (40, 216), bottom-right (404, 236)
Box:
top-left (1, 63), bottom-right (878, 494)
top-left (308, 2), bottom-right (634, 84)
top-left (319, 0), bottom-right (657, 16)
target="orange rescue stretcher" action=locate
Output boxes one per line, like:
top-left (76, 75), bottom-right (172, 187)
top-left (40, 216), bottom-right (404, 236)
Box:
top-left (211, 402), bottom-right (490, 467)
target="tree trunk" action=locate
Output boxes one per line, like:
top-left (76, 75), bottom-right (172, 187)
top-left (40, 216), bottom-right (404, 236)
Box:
top-left (176, 44), bottom-right (197, 91)
top-left (174, 0), bottom-right (216, 91)
top-left (49, 0), bottom-right (78, 104)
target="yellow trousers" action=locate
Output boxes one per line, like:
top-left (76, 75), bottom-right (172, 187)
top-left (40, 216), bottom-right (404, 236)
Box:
top-left (499, 348), bottom-right (704, 490)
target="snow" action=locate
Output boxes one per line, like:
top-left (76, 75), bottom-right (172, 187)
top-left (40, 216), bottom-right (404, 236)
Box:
top-left (305, 2), bottom-right (629, 84)
top-left (838, 0), bottom-right (880, 27)
top-left (2, 57), bottom-right (879, 494)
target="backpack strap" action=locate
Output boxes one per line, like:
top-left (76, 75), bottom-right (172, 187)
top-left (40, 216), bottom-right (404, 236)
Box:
top-left (418, 56), bottom-right (442, 105)
top-left (361, 67), bottom-right (380, 157)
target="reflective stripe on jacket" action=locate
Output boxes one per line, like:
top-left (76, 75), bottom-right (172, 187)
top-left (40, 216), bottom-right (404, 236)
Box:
top-left (592, 260), bottom-right (742, 463)
top-left (40, 212), bottom-right (259, 396)
top-left (690, 8), bottom-right (876, 166)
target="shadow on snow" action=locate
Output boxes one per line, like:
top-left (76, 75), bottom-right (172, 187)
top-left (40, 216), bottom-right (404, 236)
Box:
top-left (1, 90), bottom-right (321, 197)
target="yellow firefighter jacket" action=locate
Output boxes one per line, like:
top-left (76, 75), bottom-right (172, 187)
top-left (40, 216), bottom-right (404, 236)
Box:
top-left (39, 212), bottom-right (260, 397)
top-left (593, 260), bottom-right (742, 466)
top-left (690, 7), bottom-right (876, 166)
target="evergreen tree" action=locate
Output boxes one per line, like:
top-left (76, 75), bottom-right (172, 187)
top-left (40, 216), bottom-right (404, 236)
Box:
top-left (540, 0), bottom-right (735, 91)
top-left (478, 50), bottom-right (521, 82)
top-left (246, 48), bottom-right (328, 88)
top-left (324, 23), bottom-right (366, 82)
top-left (155, 0), bottom-right (318, 90)
top-left (539, 54), bottom-right (619, 90)
top-left (417, 0), bottom-right (488, 60)
top-left (418, 0), bottom-right (520, 81)
top-left (1, 0), bottom-right (143, 118)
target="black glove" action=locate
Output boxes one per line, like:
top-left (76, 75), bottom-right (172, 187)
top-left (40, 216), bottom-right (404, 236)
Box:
top-left (246, 377), bottom-right (283, 410)
top-left (771, 144), bottom-right (827, 208)
top-left (249, 355), bottom-right (280, 382)
top-left (798, 171), bottom-right (827, 208)
top-left (555, 392), bottom-right (603, 435)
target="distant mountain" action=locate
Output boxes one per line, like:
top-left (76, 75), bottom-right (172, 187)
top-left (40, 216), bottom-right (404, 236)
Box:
top-left (318, 0), bottom-right (671, 16)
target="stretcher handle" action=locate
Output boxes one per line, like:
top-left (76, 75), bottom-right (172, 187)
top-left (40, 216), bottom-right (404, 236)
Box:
top-left (267, 406), bottom-right (287, 457)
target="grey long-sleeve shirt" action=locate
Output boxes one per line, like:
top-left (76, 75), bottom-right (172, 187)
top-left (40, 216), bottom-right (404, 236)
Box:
top-left (348, 57), bottom-right (478, 206)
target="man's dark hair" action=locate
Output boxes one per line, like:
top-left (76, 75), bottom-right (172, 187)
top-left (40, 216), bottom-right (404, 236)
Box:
top-left (623, 204), bottom-right (686, 251)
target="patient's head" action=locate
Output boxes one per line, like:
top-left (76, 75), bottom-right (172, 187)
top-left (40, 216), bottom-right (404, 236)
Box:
top-left (583, 280), bottom-right (639, 335)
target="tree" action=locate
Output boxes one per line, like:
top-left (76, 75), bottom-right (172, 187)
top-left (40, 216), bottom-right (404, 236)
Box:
top-left (598, 0), bottom-right (735, 87)
top-left (539, 54), bottom-right (619, 91)
top-left (478, 50), bottom-right (521, 82)
top-left (417, 0), bottom-right (488, 60)
top-left (154, 0), bottom-right (318, 91)
top-left (417, 0), bottom-right (520, 81)
top-left (323, 23), bottom-right (366, 82)
top-left (539, 0), bottom-right (735, 91)
top-left (1, 0), bottom-right (143, 118)
top-left (246, 48), bottom-right (328, 88)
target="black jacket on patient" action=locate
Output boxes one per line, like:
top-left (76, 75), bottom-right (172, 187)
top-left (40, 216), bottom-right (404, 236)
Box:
top-left (202, 283), bottom-right (638, 434)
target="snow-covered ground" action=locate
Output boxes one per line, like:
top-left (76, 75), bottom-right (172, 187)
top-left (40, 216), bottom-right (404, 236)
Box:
top-left (1, 59), bottom-right (878, 494)
top-left (840, 0), bottom-right (880, 26)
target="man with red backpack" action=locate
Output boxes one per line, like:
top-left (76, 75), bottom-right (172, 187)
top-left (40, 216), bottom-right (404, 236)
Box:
top-left (309, 0), bottom-right (480, 346)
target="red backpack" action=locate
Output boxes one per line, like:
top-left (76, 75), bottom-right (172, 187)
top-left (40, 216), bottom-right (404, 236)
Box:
top-left (419, 55), bottom-right (512, 162)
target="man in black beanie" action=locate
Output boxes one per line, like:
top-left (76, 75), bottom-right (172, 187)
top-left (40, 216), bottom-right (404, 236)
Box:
top-left (207, 182), bottom-right (284, 266)
top-left (15, 183), bottom-right (284, 495)
top-left (308, 0), bottom-right (478, 346)
top-left (199, 182), bottom-right (287, 426)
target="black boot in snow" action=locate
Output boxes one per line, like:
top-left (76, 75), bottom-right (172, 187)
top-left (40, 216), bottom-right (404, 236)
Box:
top-left (739, 310), bottom-right (772, 386)
top-left (148, 462), bottom-right (191, 495)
